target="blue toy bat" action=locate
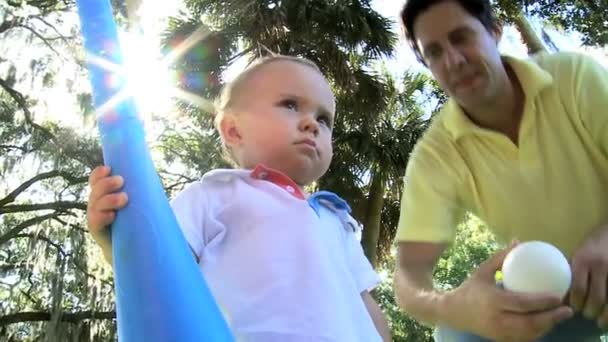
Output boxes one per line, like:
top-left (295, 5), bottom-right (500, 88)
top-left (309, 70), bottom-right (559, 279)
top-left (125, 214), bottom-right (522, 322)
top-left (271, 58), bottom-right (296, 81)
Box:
top-left (74, 0), bottom-right (235, 340)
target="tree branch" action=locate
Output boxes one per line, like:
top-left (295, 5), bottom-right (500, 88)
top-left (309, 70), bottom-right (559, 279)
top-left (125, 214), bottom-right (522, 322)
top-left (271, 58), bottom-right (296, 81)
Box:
top-left (0, 261), bottom-right (29, 274)
top-left (0, 201), bottom-right (86, 215)
top-left (0, 212), bottom-right (63, 246)
top-left (52, 217), bottom-right (87, 234)
top-left (0, 170), bottom-right (87, 207)
top-left (0, 310), bottom-right (116, 325)
top-left (0, 77), bottom-right (56, 142)
top-left (16, 24), bottom-right (63, 56)
top-left (0, 21), bottom-right (14, 35)
top-left (15, 233), bottom-right (67, 256)
top-left (32, 15), bottom-right (74, 44)
top-left (0, 16), bottom-right (28, 35)
top-left (0, 144), bottom-right (30, 153)
top-left (11, 233), bottom-right (114, 287)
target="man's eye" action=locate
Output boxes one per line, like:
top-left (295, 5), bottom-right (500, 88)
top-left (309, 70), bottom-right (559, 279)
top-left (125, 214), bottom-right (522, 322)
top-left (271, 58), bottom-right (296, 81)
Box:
top-left (425, 47), bottom-right (442, 60)
top-left (452, 32), bottom-right (468, 45)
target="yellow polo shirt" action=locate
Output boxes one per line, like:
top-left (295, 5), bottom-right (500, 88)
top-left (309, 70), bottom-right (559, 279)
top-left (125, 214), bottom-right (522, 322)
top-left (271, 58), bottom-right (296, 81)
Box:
top-left (396, 52), bottom-right (608, 257)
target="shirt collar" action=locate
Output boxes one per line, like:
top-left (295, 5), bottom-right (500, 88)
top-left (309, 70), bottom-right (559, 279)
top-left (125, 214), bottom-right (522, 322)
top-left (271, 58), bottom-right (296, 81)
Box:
top-left (202, 165), bottom-right (353, 222)
top-left (250, 164), bottom-right (307, 200)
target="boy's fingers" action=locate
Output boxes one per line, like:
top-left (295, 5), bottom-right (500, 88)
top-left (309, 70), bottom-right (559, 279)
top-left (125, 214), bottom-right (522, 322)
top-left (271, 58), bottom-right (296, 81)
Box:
top-left (88, 166), bottom-right (111, 186)
top-left (97, 211), bottom-right (116, 227)
top-left (93, 193), bottom-right (128, 211)
top-left (88, 211), bottom-right (115, 232)
top-left (89, 176), bottom-right (124, 203)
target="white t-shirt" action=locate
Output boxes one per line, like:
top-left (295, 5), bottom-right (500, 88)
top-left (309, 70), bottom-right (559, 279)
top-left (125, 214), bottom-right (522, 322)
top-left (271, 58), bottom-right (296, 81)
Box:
top-left (170, 166), bottom-right (382, 342)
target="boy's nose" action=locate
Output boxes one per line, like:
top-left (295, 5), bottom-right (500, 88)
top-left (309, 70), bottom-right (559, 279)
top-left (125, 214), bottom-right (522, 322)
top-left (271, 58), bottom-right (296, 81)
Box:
top-left (299, 115), bottom-right (319, 135)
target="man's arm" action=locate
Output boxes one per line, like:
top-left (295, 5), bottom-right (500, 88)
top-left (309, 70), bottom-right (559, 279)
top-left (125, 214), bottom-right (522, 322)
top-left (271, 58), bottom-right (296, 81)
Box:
top-left (395, 240), bottom-right (573, 340)
top-left (393, 241), bottom-right (448, 326)
top-left (361, 290), bottom-right (391, 342)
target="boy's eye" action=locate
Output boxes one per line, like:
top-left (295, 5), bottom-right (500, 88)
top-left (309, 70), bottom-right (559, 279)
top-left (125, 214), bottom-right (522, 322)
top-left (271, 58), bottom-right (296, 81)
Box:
top-left (317, 115), bottom-right (331, 126)
top-left (279, 99), bottom-right (298, 111)
top-left (317, 115), bottom-right (330, 126)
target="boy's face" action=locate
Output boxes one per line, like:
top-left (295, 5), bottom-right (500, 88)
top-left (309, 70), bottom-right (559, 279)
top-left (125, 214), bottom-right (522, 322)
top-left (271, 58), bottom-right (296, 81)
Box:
top-left (223, 60), bottom-right (335, 187)
top-left (413, 1), bottom-right (504, 109)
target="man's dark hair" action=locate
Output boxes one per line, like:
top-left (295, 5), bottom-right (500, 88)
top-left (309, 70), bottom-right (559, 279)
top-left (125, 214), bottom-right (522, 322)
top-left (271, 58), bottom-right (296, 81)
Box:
top-left (400, 0), bottom-right (498, 63)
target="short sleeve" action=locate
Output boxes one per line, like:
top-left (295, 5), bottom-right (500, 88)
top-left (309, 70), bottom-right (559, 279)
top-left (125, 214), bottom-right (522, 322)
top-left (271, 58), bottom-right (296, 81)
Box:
top-left (571, 53), bottom-right (608, 156)
top-left (395, 142), bottom-right (464, 243)
top-left (170, 182), bottom-right (208, 261)
top-left (345, 227), bottom-right (381, 293)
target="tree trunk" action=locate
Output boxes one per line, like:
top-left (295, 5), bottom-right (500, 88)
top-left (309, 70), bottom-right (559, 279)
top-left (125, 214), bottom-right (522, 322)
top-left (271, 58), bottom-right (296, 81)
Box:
top-left (512, 12), bottom-right (547, 55)
top-left (361, 170), bottom-right (385, 268)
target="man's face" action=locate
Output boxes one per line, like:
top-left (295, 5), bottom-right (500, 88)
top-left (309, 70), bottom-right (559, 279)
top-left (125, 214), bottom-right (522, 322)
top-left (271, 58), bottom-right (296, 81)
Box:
top-left (413, 1), bottom-right (504, 108)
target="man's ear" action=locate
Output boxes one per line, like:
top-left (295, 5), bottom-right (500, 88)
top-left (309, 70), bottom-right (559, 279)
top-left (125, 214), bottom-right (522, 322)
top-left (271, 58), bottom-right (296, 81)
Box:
top-left (219, 113), bottom-right (242, 148)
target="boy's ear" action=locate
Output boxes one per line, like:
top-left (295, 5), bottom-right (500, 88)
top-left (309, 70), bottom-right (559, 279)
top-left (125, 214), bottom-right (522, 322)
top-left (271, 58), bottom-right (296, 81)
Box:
top-left (219, 113), bottom-right (242, 148)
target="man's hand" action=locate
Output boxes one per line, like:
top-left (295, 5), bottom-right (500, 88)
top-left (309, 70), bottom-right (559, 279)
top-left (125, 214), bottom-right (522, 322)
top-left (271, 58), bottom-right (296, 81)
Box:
top-left (443, 245), bottom-right (573, 341)
top-left (569, 224), bottom-right (608, 329)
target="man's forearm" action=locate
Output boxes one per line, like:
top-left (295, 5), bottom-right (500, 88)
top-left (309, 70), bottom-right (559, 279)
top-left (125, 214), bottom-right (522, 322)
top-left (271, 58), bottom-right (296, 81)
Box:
top-left (394, 266), bottom-right (448, 327)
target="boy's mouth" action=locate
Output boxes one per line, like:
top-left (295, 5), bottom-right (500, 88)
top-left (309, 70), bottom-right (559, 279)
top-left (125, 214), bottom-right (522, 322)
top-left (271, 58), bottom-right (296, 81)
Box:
top-left (294, 139), bottom-right (316, 148)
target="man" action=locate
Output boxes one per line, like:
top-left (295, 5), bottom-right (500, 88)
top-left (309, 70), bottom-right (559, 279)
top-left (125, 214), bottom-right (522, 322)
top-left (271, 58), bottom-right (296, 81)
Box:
top-left (393, 0), bottom-right (608, 341)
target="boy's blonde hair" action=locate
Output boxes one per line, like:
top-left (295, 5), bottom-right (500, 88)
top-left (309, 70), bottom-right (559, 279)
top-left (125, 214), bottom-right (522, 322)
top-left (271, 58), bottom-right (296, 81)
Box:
top-left (213, 55), bottom-right (323, 165)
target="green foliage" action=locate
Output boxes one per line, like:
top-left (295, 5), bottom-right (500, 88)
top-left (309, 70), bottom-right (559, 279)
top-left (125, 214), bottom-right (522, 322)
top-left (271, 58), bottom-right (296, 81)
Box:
top-left (495, 0), bottom-right (607, 46)
top-left (434, 216), bottom-right (501, 290)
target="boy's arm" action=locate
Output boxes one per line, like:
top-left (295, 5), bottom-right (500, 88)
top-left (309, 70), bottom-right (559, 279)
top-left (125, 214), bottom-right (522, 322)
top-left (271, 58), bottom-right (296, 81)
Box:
top-left (91, 230), bottom-right (113, 265)
top-left (361, 290), bottom-right (391, 342)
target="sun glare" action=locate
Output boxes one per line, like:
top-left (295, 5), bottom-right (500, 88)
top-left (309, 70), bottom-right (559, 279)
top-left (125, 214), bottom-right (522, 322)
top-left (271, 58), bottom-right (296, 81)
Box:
top-left (83, 0), bottom-right (219, 136)
top-left (121, 31), bottom-right (174, 121)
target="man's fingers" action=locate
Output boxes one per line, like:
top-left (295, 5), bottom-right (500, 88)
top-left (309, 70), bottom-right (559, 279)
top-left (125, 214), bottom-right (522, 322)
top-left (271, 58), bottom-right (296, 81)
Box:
top-left (522, 306), bottom-right (573, 338)
top-left (597, 305), bottom-right (608, 329)
top-left (498, 306), bottom-right (573, 342)
top-left (88, 165), bottom-right (111, 186)
top-left (500, 290), bottom-right (562, 313)
top-left (583, 267), bottom-right (607, 319)
top-left (477, 242), bottom-right (519, 278)
top-left (569, 262), bottom-right (590, 312)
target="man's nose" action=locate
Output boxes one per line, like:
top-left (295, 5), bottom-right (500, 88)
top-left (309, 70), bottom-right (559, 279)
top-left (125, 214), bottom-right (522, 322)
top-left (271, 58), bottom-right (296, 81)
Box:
top-left (444, 45), bottom-right (466, 71)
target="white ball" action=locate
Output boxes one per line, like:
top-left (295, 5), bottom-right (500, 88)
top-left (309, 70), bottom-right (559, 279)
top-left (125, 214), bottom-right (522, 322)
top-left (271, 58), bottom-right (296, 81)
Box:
top-left (501, 241), bottom-right (572, 299)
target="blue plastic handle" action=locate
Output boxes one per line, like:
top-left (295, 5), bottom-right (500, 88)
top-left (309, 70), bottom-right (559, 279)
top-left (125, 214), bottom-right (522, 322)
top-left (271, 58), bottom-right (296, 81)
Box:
top-left (74, 0), bottom-right (235, 340)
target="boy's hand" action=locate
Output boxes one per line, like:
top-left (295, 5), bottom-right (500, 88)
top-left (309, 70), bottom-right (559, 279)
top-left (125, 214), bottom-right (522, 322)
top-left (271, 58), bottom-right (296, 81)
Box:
top-left (86, 165), bottom-right (128, 262)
